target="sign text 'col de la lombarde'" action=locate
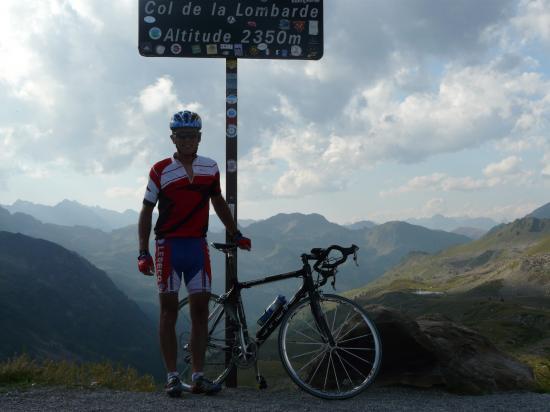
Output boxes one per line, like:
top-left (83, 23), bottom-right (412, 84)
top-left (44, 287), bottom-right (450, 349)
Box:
top-left (138, 0), bottom-right (324, 60)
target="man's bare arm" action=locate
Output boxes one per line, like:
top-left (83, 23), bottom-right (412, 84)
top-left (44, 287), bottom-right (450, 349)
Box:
top-left (211, 194), bottom-right (238, 236)
top-left (138, 202), bottom-right (155, 252)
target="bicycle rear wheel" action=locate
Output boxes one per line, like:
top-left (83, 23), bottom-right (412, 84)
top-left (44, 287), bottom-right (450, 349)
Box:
top-left (278, 293), bottom-right (382, 399)
top-left (176, 294), bottom-right (235, 391)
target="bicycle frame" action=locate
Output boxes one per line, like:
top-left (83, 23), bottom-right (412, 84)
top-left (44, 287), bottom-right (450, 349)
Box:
top-left (215, 251), bottom-right (332, 351)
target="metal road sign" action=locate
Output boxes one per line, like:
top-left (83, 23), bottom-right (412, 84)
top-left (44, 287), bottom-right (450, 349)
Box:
top-left (138, 0), bottom-right (324, 60)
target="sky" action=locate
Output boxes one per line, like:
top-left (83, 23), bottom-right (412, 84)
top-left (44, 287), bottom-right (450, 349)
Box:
top-left (1, 0), bottom-right (549, 224)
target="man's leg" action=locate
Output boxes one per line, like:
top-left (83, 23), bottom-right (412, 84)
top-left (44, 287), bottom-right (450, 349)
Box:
top-left (188, 291), bottom-right (211, 373)
top-left (159, 292), bottom-right (179, 372)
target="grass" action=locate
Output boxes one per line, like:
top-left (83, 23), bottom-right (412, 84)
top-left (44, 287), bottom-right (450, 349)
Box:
top-left (526, 236), bottom-right (550, 256)
top-left (0, 354), bottom-right (156, 392)
top-left (516, 355), bottom-right (550, 393)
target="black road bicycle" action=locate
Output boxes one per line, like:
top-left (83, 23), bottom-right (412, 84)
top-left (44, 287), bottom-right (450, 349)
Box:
top-left (176, 243), bottom-right (382, 400)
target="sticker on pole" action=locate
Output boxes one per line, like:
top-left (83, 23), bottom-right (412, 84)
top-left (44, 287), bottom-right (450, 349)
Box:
top-left (138, 0), bottom-right (324, 60)
top-left (227, 125), bottom-right (237, 138)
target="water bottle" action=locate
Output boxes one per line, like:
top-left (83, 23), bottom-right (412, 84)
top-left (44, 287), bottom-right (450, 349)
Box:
top-left (257, 295), bottom-right (286, 326)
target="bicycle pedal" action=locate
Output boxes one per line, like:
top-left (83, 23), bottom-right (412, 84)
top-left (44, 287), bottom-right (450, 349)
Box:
top-left (256, 376), bottom-right (267, 390)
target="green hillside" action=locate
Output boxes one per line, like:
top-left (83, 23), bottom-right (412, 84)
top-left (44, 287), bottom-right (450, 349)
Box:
top-left (345, 217), bottom-right (550, 298)
top-left (0, 231), bottom-right (162, 378)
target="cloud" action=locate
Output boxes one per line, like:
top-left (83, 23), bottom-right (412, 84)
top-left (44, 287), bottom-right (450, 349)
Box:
top-left (139, 77), bottom-right (179, 114)
top-left (380, 172), bottom-right (500, 197)
top-left (495, 135), bottom-right (548, 152)
top-left (244, 57), bottom-right (549, 198)
top-left (512, 0), bottom-right (550, 43)
top-left (240, 96), bottom-right (365, 198)
top-left (0, 0), bottom-right (549, 219)
top-left (442, 176), bottom-right (497, 191)
top-left (342, 64), bottom-right (550, 164)
top-left (105, 186), bottom-right (142, 199)
top-left (483, 156), bottom-right (522, 177)
top-left (542, 152), bottom-right (550, 178)
top-left (423, 198), bottom-right (447, 215)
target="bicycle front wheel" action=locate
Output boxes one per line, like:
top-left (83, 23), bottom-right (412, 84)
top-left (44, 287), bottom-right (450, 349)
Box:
top-left (176, 294), bottom-right (235, 391)
top-left (278, 293), bottom-right (382, 399)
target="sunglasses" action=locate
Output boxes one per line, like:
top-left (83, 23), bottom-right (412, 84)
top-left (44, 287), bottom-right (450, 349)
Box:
top-left (173, 131), bottom-right (200, 140)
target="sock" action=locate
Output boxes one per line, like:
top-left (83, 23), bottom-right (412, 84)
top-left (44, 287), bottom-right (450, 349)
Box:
top-left (191, 371), bottom-right (204, 382)
top-left (167, 371), bottom-right (179, 381)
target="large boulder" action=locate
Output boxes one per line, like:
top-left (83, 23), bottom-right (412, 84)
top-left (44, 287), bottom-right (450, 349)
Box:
top-left (365, 305), bottom-right (535, 394)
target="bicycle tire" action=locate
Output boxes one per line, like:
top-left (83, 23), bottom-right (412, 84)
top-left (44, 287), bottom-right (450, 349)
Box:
top-left (176, 293), bottom-right (235, 391)
top-left (278, 293), bottom-right (382, 400)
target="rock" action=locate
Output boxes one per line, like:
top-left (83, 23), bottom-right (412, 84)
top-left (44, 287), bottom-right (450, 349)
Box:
top-left (364, 306), bottom-right (536, 394)
top-left (301, 305), bottom-right (535, 394)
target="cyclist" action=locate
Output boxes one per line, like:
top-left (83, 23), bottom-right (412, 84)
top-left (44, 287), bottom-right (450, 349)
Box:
top-left (137, 110), bottom-right (251, 397)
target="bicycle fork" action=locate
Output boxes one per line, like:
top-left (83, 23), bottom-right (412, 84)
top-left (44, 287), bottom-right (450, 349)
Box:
top-left (310, 292), bottom-right (336, 347)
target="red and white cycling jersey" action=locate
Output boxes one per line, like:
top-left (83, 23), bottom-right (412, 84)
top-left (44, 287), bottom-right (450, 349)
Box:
top-left (143, 154), bottom-right (222, 239)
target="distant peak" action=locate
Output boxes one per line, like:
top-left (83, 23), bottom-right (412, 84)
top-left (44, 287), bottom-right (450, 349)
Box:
top-left (57, 199), bottom-right (81, 206)
top-left (13, 199), bottom-right (35, 206)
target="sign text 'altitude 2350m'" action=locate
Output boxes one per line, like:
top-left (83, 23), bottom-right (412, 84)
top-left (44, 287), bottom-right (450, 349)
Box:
top-left (138, 0), bottom-right (324, 60)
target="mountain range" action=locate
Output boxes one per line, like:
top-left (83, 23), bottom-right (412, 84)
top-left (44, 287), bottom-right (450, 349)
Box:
top-left (1, 200), bottom-right (140, 231)
top-left (0, 206), bottom-right (471, 321)
top-left (2, 199), bottom-right (511, 234)
top-left (1, 200), bottom-right (547, 321)
top-left (0, 231), bottom-right (162, 377)
top-left (406, 214), bottom-right (498, 233)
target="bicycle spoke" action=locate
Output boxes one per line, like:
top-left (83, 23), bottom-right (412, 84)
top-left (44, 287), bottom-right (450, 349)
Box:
top-left (208, 304), bottom-right (223, 322)
top-left (307, 351), bottom-right (328, 385)
top-left (332, 309), bottom-right (353, 341)
top-left (337, 333), bottom-right (373, 345)
top-left (208, 307), bottom-right (225, 336)
top-left (290, 347), bottom-right (327, 360)
top-left (337, 347), bottom-right (373, 366)
top-left (287, 341), bottom-right (325, 345)
top-left (298, 347), bottom-right (327, 375)
top-left (336, 314), bottom-right (363, 342)
top-left (330, 302), bottom-right (338, 336)
top-left (206, 343), bottom-right (231, 351)
top-left (323, 350), bottom-right (332, 392)
top-left (330, 352), bottom-right (341, 393)
top-left (299, 317), bottom-right (324, 340)
top-left (337, 350), bottom-right (367, 380)
top-left (334, 349), bottom-right (355, 388)
top-left (339, 347), bottom-right (376, 351)
top-left (292, 327), bottom-right (322, 343)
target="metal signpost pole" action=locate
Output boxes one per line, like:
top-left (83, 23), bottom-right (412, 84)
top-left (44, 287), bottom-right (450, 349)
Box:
top-left (225, 57), bottom-right (238, 387)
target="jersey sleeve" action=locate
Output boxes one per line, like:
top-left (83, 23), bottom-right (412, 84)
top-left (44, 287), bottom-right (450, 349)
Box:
top-left (143, 166), bottom-right (161, 206)
top-left (210, 163), bottom-right (222, 197)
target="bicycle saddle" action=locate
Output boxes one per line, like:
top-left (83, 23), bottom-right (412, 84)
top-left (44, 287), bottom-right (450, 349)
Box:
top-left (211, 242), bottom-right (237, 252)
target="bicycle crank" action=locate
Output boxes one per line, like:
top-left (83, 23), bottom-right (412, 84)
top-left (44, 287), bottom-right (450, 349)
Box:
top-left (232, 341), bottom-right (258, 369)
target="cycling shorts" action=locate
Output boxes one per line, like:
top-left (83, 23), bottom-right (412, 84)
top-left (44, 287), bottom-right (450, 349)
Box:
top-left (155, 237), bottom-right (212, 295)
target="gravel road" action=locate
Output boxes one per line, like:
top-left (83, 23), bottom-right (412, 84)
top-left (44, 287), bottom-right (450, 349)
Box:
top-left (1, 386), bottom-right (549, 411)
